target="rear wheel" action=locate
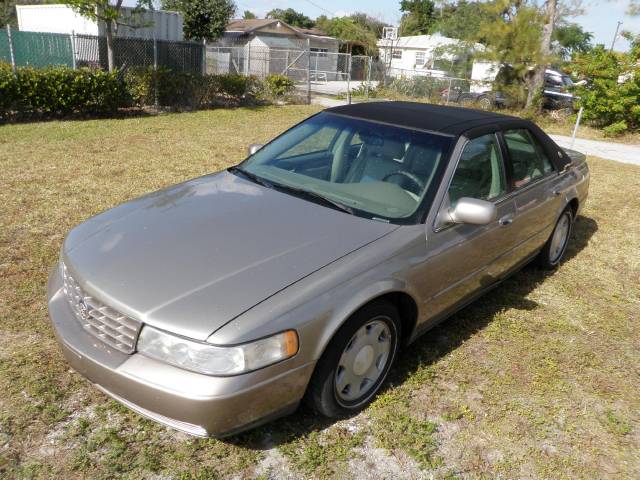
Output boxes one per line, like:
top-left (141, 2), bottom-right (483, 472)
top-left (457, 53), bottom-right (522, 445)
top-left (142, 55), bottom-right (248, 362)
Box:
top-left (305, 301), bottom-right (401, 418)
top-left (536, 207), bottom-right (573, 269)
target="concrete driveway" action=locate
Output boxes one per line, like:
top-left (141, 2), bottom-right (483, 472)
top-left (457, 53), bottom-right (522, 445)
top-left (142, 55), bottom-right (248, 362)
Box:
top-left (550, 135), bottom-right (640, 166)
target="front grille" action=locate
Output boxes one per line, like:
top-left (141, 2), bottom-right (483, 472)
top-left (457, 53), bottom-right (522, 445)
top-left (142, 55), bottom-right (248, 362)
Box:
top-left (62, 263), bottom-right (142, 354)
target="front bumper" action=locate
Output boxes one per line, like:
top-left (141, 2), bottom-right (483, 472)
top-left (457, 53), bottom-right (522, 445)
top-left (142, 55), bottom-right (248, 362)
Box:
top-left (47, 266), bottom-right (316, 437)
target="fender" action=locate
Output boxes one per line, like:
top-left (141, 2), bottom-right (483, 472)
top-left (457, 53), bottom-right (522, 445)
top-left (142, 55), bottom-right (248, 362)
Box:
top-left (308, 278), bottom-right (421, 362)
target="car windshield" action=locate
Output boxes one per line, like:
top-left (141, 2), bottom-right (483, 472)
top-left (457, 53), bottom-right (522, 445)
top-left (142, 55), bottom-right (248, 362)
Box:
top-left (238, 112), bottom-right (451, 221)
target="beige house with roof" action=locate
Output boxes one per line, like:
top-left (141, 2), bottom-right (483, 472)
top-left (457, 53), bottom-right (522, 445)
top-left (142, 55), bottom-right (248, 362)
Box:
top-left (207, 19), bottom-right (340, 80)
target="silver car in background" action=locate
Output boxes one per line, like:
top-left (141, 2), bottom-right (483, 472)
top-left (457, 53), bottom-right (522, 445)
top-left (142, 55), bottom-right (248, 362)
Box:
top-left (48, 102), bottom-right (589, 437)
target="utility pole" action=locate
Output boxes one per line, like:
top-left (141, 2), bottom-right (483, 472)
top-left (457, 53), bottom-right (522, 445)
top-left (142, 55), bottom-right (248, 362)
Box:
top-left (610, 21), bottom-right (623, 52)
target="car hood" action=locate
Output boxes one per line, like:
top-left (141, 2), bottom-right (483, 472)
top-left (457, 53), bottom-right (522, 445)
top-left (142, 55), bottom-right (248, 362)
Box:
top-left (63, 171), bottom-right (397, 340)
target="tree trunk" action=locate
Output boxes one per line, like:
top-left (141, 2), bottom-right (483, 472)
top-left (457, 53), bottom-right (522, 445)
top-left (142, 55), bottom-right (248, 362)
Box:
top-left (105, 20), bottom-right (115, 72)
top-left (102, 0), bottom-right (123, 72)
top-left (526, 0), bottom-right (557, 110)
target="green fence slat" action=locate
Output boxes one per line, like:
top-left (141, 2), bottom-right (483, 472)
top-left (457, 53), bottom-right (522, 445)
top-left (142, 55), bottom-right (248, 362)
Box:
top-left (2, 30), bottom-right (204, 72)
top-left (12, 31), bottom-right (73, 68)
top-left (0, 30), bottom-right (11, 64)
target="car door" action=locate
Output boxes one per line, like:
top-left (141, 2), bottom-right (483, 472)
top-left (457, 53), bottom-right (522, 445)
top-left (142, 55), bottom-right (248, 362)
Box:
top-left (420, 132), bottom-right (518, 321)
top-left (500, 128), bottom-right (564, 262)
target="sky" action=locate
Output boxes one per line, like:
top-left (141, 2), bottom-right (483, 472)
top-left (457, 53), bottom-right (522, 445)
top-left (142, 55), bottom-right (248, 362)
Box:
top-left (232, 0), bottom-right (640, 52)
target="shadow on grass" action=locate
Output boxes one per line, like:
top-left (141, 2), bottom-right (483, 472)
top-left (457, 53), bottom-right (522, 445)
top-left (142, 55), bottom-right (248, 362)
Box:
top-left (225, 215), bottom-right (598, 449)
top-left (0, 103), bottom-right (283, 126)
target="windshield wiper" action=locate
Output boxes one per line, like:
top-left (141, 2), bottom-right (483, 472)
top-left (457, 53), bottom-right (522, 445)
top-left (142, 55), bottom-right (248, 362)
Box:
top-left (228, 166), bottom-right (274, 189)
top-left (229, 166), bottom-right (354, 215)
top-left (271, 183), bottom-right (355, 215)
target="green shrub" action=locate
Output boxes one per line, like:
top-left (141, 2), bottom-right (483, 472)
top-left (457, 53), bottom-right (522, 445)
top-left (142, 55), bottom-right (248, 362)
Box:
top-left (124, 68), bottom-right (260, 108)
top-left (0, 64), bottom-right (275, 119)
top-left (571, 45), bottom-right (640, 132)
top-left (349, 83), bottom-right (377, 98)
top-left (0, 63), bottom-right (18, 113)
top-left (603, 120), bottom-right (628, 137)
top-left (263, 74), bottom-right (295, 97)
top-left (0, 65), bottom-right (127, 119)
top-left (386, 76), bottom-right (445, 99)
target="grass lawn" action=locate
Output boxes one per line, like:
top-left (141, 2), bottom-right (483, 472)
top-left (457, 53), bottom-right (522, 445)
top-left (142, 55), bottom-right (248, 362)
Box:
top-left (1, 106), bottom-right (639, 479)
top-left (533, 115), bottom-right (640, 145)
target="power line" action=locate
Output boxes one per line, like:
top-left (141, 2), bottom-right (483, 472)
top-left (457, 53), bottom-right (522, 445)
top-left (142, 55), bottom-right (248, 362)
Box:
top-left (300, 0), bottom-right (337, 18)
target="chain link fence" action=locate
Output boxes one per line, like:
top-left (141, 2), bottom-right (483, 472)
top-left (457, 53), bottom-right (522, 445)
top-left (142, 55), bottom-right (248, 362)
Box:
top-left (1, 25), bottom-right (203, 73)
top-left (1, 24), bottom-right (494, 107)
top-left (205, 44), bottom-right (357, 98)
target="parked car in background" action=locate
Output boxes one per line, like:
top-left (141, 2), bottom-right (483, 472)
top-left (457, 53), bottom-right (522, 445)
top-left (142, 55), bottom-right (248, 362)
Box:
top-left (444, 68), bottom-right (577, 110)
top-left (48, 103), bottom-right (589, 437)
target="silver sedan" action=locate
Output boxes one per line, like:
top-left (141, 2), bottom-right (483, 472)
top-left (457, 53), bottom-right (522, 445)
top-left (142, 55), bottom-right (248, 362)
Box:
top-left (48, 102), bottom-right (590, 437)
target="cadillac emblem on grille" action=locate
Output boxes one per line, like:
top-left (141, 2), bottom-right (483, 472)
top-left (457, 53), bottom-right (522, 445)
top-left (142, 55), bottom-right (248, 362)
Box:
top-left (77, 298), bottom-right (90, 322)
top-left (62, 263), bottom-right (142, 354)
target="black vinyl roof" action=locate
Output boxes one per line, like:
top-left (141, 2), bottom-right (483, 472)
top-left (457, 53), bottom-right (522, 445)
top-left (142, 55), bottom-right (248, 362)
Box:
top-left (326, 101), bottom-right (520, 136)
top-left (325, 101), bottom-right (571, 171)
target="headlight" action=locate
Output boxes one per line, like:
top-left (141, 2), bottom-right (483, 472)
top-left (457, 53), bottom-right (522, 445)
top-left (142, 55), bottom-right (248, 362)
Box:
top-left (136, 326), bottom-right (298, 376)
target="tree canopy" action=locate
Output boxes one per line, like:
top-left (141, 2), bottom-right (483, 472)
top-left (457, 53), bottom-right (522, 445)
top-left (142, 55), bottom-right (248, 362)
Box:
top-left (315, 16), bottom-right (379, 53)
top-left (265, 8), bottom-right (315, 29)
top-left (242, 10), bottom-right (256, 20)
top-left (553, 22), bottom-right (593, 59)
top-left (349, 12), bottom-right (389, 39)
top-left (432, 1), bottom-right (494, 42)
top-left (399, 0), bottom-right (437, 36)
top-left (161, 0), bottom-right (235, 40)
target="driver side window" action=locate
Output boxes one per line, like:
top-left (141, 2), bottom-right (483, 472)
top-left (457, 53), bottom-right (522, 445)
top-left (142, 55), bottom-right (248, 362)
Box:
top-left (448, 134), bottom-right (506, 205)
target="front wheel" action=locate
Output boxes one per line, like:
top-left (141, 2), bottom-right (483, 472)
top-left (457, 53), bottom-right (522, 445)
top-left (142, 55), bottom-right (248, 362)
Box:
top-left (536, 207), bottom-right (573, 269)
top-left (305, 301), bottom-right (401, 418)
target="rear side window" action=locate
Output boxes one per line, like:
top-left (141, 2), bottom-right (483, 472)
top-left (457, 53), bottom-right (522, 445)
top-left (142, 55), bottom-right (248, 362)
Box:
top-left (448, 134), bottom-right (506, 205)
top-left (503, 129), bottom-right (554, 188)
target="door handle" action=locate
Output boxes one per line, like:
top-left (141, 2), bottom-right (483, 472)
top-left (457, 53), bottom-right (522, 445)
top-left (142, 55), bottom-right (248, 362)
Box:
top-left (499, 214), bottom-right (514, 226)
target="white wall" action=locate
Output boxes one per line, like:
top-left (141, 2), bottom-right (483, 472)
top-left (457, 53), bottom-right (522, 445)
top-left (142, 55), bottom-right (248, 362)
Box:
top-left (16, 5), bottom-right (184, 41)
top-left (16, 5), bottom-right (99, 36)
top-left (100, 9), bottom-right (184, 41)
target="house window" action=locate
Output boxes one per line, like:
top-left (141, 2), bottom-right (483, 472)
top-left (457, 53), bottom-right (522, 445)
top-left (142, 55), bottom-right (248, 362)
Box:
top-left (415, 51), bottom-right (426, 65)
top-left (311, 48), bottom-right (328, 58)
top-left (391, 49), bottom-right (402, 59)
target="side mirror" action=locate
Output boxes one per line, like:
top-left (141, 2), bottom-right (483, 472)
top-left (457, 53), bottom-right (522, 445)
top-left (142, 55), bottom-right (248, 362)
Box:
top-left (247, 143), bottom-right (264, 156)
top-left (449, 197), bottom-right (497, 225)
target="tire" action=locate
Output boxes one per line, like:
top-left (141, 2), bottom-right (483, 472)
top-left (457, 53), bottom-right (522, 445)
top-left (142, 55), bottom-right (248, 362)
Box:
top-left (459, 95), bottom-right (476, 107)
top-left (536, 207), bottom-right (574, 269)
top-left (305, 300), bottom-right (401, 418)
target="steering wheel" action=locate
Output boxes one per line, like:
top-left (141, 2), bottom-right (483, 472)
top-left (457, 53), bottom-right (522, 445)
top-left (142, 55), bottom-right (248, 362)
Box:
top-left (382, 171), bottom-right (425, 194)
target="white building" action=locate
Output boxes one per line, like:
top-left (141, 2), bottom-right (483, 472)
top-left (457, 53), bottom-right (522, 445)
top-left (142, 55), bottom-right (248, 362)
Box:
top-left (209, 19), bottom-right (340, 79)
top-left (15, 4), bottom-right (184, 41)
top-left (378, 34), bottom-right (481, 79)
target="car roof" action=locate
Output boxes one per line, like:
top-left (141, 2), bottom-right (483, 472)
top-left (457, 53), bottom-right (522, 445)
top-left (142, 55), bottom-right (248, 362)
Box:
top-left (325, 101), bottom-right (521, 136)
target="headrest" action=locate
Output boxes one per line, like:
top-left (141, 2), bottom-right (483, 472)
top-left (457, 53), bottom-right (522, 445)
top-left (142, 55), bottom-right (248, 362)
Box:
top-left (369, 139), bottom-right (405, 160)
